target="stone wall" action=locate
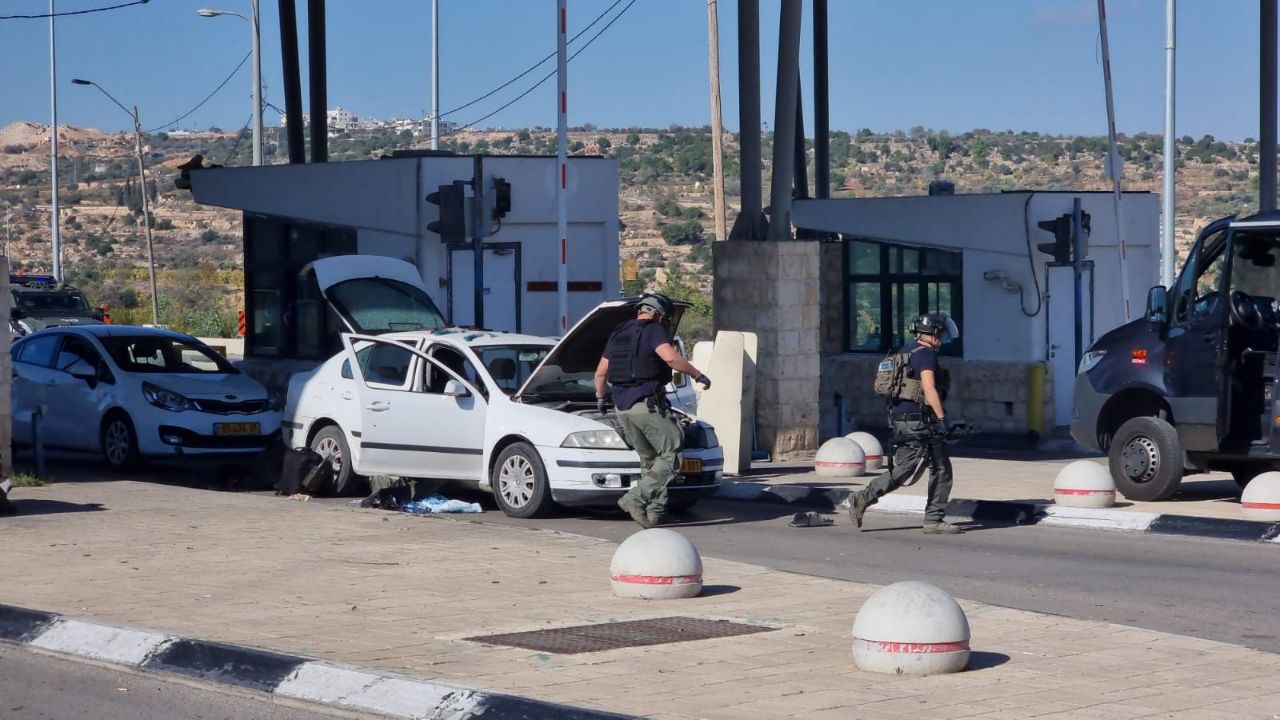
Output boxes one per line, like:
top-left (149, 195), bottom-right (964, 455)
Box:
top-left (820, 354), bottom-right (1054, 441)
top-left (713, 241), bottom-right (822, 459)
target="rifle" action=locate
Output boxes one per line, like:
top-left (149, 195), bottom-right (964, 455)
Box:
top-left (887, 420), bottom-right (979, 487)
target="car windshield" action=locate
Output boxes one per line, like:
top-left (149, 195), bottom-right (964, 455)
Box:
top-left (15, 291), bottom-right (90, 314)
top-left (1230, 231), bottom-right (1280, 301)
top-left (326, 278), bottom-right (445, 334)
top-left (472, 345), bottom-right (552, 395)
top-left (100, 336), bottom-right (236, 374)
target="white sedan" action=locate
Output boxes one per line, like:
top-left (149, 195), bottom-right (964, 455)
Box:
top-left (283, 302), bottom-right (724, 518)
top-left (11, 326), bottom-right (282, 469)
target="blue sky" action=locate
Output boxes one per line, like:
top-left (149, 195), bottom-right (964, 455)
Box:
top-left (0, 0), bottom-right (1268, 139)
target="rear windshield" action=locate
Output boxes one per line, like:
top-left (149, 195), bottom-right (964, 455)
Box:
top-left (14, 291), bottom-right (90, 315)
top-left (326, 278), bottom-right (445, 334)
top-left (100, 336), bottom-right (236, 374)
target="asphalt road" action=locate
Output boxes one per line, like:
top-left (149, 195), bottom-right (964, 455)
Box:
top-left (0, 644), bottom-right (368, 720)
top-left (459, 495), bottom-right (1280, 654)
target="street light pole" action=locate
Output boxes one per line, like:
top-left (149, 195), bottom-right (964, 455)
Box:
top-left (72, 79), bottom-right (160, 325)
top-left (197, 4), bottom-right (263, 165)
top-left (49, 0), bottom-right (62, 283)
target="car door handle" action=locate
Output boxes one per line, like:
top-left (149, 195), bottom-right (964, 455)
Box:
top-left (339, 390), bottom-right (353, 400)
top-left (365, 401), bottom-right (390, 412)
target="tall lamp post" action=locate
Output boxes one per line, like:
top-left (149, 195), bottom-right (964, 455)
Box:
top-left (71, 79), bottom-right (160, 326)
top-left (197, 2), bottom-right (263, 165)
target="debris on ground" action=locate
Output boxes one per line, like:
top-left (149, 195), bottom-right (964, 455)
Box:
top-left (788, 511), bottom-right (833, 528)
top-left (287, 493), bottom-right (312, 502)
top-left (400, 494), bottom-right (483, 514)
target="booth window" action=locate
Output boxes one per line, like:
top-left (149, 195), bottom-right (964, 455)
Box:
top-left (844, 239), bottom-right (963, 357)
top-left (243, 215), bottom-right (357, 360)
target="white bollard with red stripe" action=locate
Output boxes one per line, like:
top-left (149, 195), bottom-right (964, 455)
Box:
top-left (815, 437), bottom-right (866, 477)
top-left (845, 431), bottom-right (885, 471)
top-left (1053, 460), bottom-right (1116, 508)
top-left (610, 528), bottom-right (703, 599)
top-left (1241, 471), bottom-right (1280, 521)
top-left (852, 581), bottom-right (970, 676)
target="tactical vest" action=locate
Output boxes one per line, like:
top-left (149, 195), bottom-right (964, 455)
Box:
top-left (873, 346), bottom-right (926, 404)
top-left (605, 319), bottom-right (672, 388)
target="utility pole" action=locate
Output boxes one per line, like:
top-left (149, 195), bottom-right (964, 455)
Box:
top-left (1161, 0), bottom-right (1176, 288)
top-left (1262, 0), bottom-right (1277, 213)
top-left (1096, 0), bottom-right (1132, 321)
top-left (49, 0), bottom-right (62, 283)
top-left (556, 0), bottom-right (569, 331)
top-left (707, 0), bottom-right (727, 243)
top-left (766, 0), bottom-right (803, 242)
top-left (132, 107), bottom-right (160, 326)
top-left (431, 0), bottom-right (439, 150)
top-left (251, 0), bottom-right (262, 165)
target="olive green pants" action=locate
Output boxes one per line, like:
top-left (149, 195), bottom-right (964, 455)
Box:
top-left (615, 403), bottom-right (683, 521)
top-left (855, 419), bottom-right (953, 523)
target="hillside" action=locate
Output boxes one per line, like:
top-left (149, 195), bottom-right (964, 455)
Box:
top-left (0, 121), bottom-right (1265, 336)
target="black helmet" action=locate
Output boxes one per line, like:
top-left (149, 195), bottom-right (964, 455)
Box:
top-left (637, 293), bottom-right (674, 318)
top-left (910, 313), bottom-right (960, 341)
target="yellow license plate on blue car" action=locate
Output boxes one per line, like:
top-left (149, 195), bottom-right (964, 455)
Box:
top-left (681, 459), bottom-right (702, 474)
top-left (215, 422), bottom-right (260, 437)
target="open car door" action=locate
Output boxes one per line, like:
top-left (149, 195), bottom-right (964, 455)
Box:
top-left (340, 333), bottom-right (487, 481)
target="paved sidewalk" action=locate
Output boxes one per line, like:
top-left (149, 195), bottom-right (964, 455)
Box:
top-left (4, 479), bottom-right (1280, 719)
top-left (740, 453), bottom-right (1249, 522)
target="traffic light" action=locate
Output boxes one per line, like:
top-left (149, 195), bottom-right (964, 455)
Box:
top-left (491, 176), bottom-right (511, 219)
top-left (1036, 214), bottom-right (1073, 264)
top-left (427, 181), bottom-right (467, 245)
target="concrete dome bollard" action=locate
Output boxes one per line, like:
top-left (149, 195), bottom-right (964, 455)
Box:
top-left (1053, 460), bottom-right (1116, 508)
top-left (610, 529), bottom-right (703, 599)
top-left (851, 581), bottom-right (970, 676)
top-left (1241, 471), bottom-right (1280, 521)
top-left (814, 437), bottom-right (866, 477)
top-left (845, 431), bottom-right (885, 471)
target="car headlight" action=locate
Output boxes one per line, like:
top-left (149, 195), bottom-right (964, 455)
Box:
top-left (267, 389), bottom-right (285, 412)
top-left (561, 429), bottom-right (629, 449)
top-left (143, 382), bottom-right (192, 412)
top-left (1078, 350), bottom-right (1106, 375)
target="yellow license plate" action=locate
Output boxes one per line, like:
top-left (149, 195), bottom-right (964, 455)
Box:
top-left (215, 422), bottom-right (261, 437)
top-left (681, 459), bottom-right (702, 474)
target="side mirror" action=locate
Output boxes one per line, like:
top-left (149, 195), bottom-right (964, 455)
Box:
top-left (66, 359), bottom-right (98, 387)
top-left (672, 371), bottom-right (685, 387)
top-left (443, 379), bottom-right (471, 398)
top-left (1146, 286), bottom-right (1168, 327)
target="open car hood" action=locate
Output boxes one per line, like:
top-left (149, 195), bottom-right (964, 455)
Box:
top-left (304, 255), bottom-right (446, 335)
top-left (514, 297), bottom-right (689, 402)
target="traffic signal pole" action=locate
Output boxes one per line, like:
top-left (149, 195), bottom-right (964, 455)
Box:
top-left (1072, 198), bottom-right (1084, 369)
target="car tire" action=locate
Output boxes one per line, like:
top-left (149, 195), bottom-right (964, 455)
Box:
top-left (100, 412), bottom-right (140, 471)
top-left (311, 425), bottom-right (363, 496)
top-left (1108, 416), bottom-right (1182, 501)
top-left (491, 442), bottom-right (555, 518)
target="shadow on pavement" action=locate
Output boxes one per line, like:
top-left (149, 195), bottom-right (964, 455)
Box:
top-left (966, 651), bottom-right (1011, 670)
top-left (4, 499), bottom-right (106, 516)
top-left (698, 585), bottom-right (741, 597)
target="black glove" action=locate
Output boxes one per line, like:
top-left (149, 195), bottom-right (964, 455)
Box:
top-left (596, 397), bottom-right (607, 414)
top-left (695, 373), bottom-right (711, 390)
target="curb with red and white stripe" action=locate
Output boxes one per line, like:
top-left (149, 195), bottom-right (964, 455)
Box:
top-left (715, 481), bottom-right (1280, 544)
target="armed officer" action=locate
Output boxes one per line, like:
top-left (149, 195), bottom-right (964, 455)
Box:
top-left (850, 313), bottom-right (963, 535)
top-left (594, 294), bottom-right (711, 528)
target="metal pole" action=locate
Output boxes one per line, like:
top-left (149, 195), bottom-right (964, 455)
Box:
top-left (1096, 0), bottom-right (1132, 321)
top-left (49, 0), bottom-right (61, 283)
top-left (133, 107), bottom-right (160, 326)
top-left (1262, 0), bottom-right (1277, 213)
top-left (278, 0), bottom-right (305, 164)
top-left (1161, 0), bottom-right (1176, 287)
top-left (766, 0), bottom-right (803, 242)
top-left (473, 156), bottom-right (485, 329)
top-left (813, 0), bottom-right (830, 199)
top-left (431, 0), bottom-right (439, 150)
top-left (707, 0), bottom-right (727, 242)
top-left (556, 0), bottom-right (569, 331)
top-left (1072, 198), bottom-right (1084, 368)
top-left (251, 0), bottom-right (263, 165)
top-left (793, 79), bottom-right (807, 201)
top-left (307, 0), bottom-right (327, 163)
top-left (729, 0), bottom-right (762, 240)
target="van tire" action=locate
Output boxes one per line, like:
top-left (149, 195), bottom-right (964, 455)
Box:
top-left (1108, 416), bottom-right (1182, 501)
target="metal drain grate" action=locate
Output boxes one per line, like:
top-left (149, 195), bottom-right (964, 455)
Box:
top-left (465, 616), bottom-right (774, 654)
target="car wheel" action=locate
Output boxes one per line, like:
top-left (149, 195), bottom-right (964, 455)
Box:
top-left (491, 442), bottom-right (555, 518)
top-left (1108, 416), bottom-right (1182, 501)
top-left (100, 413), bottom-right (140, 471)
top-left (311, 425), bottom-right (363, 496)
